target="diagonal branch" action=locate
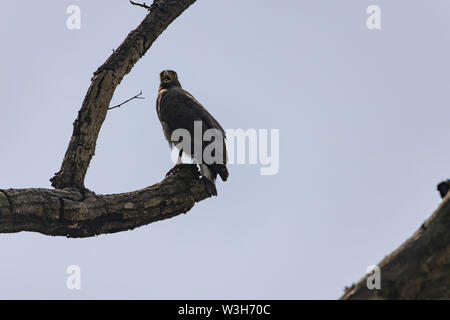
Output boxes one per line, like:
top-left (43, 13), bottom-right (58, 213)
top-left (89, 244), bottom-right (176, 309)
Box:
top-left (107, 91), bottom-right (144, 110)
top-left (0, 1), bottom-right (212, 238)
top-left (130, 1), bottom-right (152, 10)
top-left (50, 0), bottom-right (197, 190)
top-left (341, 188), bottom-right (450, 300)
top-left (0, 165), bottom-right (208, 238)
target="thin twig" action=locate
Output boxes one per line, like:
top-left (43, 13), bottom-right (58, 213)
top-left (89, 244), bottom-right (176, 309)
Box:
top-left (108, 91), bottom-right (145, 110)
top-left (130, 1), bottom-right (152, 10)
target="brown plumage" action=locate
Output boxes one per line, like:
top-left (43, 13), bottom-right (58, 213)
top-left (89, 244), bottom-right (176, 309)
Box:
top-left (156, 70), bottom-right (228, 196)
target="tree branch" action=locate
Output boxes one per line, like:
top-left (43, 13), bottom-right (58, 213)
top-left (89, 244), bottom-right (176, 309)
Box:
top-left (341, 187), bottom-right (450, 299)
top-left (130, 1), bottom-right (152, 10)
top-left (0, 0), bottom-right (210, 238)
top-left (107, 91), bottom-right (144, 110)
top-left (0, 165), bottom-right (208, 238)
top-left (50, 0), bottom-right (197, 190)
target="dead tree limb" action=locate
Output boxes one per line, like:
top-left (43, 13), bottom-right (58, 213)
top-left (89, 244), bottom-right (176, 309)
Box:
top-left (341, 188), bottom-right (450, 299)
top-left (50, 0), bottom-right (197, 190)
top-left (0, 165), bottom-right (208, 238)
top-left (130, 1), bottom-right (152, 10)
top-left (0, 0), bottom-right (208, 238)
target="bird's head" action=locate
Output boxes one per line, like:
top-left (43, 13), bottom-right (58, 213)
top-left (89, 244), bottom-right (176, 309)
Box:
top-left (159, 70), bottom-right (181, 89)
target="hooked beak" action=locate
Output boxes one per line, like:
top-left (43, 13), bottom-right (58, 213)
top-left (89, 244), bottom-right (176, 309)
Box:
top-left (163, 71), bottom-right (171, 82)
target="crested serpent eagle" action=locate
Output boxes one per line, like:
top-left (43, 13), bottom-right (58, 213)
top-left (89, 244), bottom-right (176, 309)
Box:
top-left (156, 70), bottom-right (229, 196)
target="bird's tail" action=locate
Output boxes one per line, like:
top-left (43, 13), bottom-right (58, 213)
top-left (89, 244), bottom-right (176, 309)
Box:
top-left (212, 164), bottom-right (229, 181)
top-left (199, 164), bottom-right (229, 196)
top-left (200, 164), bottom-right (218, 196)
top-left (202, 177), bottom-right (217, 197)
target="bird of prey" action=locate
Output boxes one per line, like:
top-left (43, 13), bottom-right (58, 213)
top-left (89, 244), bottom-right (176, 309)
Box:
top-left (156, 70), bottom-right (228, 196)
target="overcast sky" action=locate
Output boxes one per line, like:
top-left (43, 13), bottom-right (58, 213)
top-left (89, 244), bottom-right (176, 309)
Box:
top-left (1, 0), bottom-right (449, 299)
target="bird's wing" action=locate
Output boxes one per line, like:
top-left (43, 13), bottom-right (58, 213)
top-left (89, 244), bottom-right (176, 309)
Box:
top-left (159, 87), bottom-right (225, 135)
top-left (158, 87), bottom-right (227, 164)
top-left (181, 89), bottom-right (226, 137)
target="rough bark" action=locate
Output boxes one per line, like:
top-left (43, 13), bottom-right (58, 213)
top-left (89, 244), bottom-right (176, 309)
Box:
top-left (0, 165), bottom-right (208, 238)
top-left (341, 190), bottom-right (450, 300)
top-left (0, 0), bottom-right (212, 238)
top-left (50, 0), bottom-right (196, 190)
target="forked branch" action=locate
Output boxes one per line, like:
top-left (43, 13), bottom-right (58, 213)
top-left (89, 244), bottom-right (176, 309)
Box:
top-left (50, 0), bottom-right (197, 190)
top-left (0, 0), bottom-right (208, 238)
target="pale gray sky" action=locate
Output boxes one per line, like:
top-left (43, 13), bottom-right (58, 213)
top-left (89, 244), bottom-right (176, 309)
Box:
top-left (0, 0), bottom-right (449, 299)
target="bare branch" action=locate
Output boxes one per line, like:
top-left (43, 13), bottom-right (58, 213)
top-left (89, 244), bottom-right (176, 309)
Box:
top-left (50, 0), bottom-right (197, 190)
top-left (0, 0), bottom-right (209, 239)
top-left (130, 1), bottom-right (152, 10)
top-left (107, 91), bottom-right (144, 110)
top-left (341, 189), bottom-right (450, 300)
top-left (0, 165), bottom-right (209, 238)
